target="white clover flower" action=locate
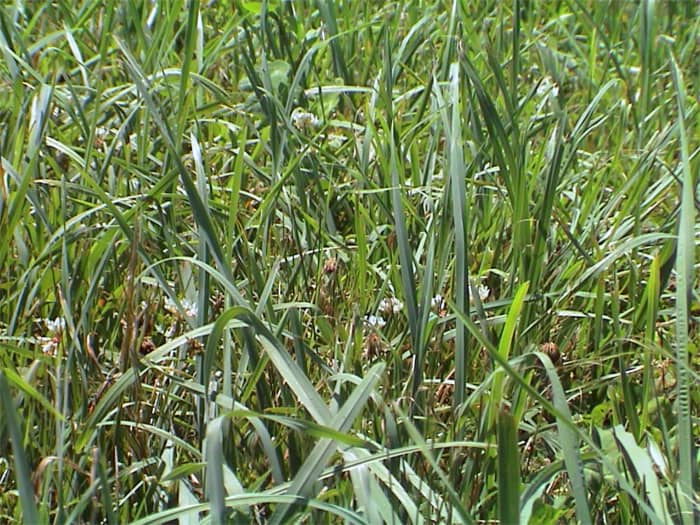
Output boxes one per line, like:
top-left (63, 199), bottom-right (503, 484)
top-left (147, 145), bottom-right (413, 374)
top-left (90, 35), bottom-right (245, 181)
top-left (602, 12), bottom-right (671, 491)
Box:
top-left (378, 297), bottom-right (403, 316)
top-left (478, 284), bottom-right (490, 301)
top-left (470, 284), bottom-right (490, 305)
top-left (291, 108), bottom-right (320, 130)
top-left (40, 337), bottom-right (58, 356)
top-left (182, 299), bottom-right (198, 318)
top-left (44, 317), bottom-right (66, 335)
top-left (363, 314), bottom-right (386, 329)
top-left (164, 297), bottom-right (198, 318)
top-left (430, 294), bottom-right (445, 312)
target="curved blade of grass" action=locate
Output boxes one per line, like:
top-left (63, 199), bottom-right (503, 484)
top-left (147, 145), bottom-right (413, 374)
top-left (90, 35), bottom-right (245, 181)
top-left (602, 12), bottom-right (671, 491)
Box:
top-left (453, 304), bottom-right (662, 523)
top-left (520, 458), bottom-right (573, 523)
top-left (396, 405), bottom-right (476, 525)
top-left (537, 352), bottom-right (592, 525)
top-left (0, 370), bottom-right (39, 524)
top-left (2, 366), bottom-right (64, 421)
top-left (131, 493), bottom-right (370, 525)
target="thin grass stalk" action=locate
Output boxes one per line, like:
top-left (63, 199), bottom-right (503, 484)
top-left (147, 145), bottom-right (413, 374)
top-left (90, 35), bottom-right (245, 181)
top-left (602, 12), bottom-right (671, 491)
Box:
top-left (638, 0), bottom-right (655, 145)
top-left (668, 50), bottom-right (697, 525)
top-left (177, 0), bottom-right (199, 141)
top-left (445, 62), bottom-right (469, 409)
top-left (389, 137), bottom-right (422, 404)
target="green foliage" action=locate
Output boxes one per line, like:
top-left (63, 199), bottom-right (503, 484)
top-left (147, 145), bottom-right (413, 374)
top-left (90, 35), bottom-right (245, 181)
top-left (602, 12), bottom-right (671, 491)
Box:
top-left (0, 1), bottom-right (698, 523)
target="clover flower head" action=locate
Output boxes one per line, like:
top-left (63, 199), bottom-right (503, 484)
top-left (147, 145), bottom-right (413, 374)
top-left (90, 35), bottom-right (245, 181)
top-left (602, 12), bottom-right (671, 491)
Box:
top-left (477, 284), bottom-right (490, 302)
top-left (291, 108), bottom-right (320, 130)
top-left (326, 133), bottom-right (347, 149)
top-left (363, 314), bottom-right (386, 329)
top-left (164, 297), bottom-right (198, 319)
top-left (44, 317), bottom-right (66, 335)
top-left (378, 297), bottom-right (403, 316)
top-left (41, 338), bottom-right (58, 356)
top-left (181, 299), bottom-right (198, 319)
top-left (430, 294), bottom-right (445, 312)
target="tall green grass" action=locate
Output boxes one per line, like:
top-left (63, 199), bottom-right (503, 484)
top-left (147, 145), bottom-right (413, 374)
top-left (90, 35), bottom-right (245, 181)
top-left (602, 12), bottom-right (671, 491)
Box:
top-left (0, 1), bottom-right (697, 523)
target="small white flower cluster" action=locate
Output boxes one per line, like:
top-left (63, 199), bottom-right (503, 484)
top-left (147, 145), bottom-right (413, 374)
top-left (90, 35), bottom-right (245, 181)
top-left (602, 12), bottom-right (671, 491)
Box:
top-left (38, 317), bottom-right (66, 356)
top-left (86, 126), bottom-right (139, 155)
top-left (164, 296), bottom-right (198, 319)
top-left (428, 284), bottom-right (490, 315)
top-left (536, 76), bottom-right (559, 99)
top-left (363, 314), bottom-right (386, 329)
top-left (430, 294), bottom-right (445, 313)
top-left (378, 297), bottom-right (404, 316)
top-left (45, 317), bottom-right (66, 334)
top-left (291, 108), bottom-right (320, 130)
top-left (364, 296), bottom-right (405, 332)
top-left (473, 284), bottom-right (490, 303)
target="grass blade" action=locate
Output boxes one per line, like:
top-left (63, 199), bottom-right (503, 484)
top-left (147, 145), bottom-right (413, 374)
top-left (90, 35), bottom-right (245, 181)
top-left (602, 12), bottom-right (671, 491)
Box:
top-left (668, 49), bottom-right (697, 525)
top-left (0, 371), bottom-right (39, 524)
top-left (497, 408), bottom-right (520, 525)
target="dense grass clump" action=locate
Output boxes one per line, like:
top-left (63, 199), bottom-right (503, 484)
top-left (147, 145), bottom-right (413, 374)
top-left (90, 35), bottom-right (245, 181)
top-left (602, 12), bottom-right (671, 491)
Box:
top-left (0, 1), bottom-right (698, 523)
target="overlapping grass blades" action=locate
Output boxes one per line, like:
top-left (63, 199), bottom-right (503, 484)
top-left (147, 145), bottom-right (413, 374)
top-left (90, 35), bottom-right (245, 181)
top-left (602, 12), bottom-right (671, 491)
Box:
top-left (0, 1), bottom-right (697, 523)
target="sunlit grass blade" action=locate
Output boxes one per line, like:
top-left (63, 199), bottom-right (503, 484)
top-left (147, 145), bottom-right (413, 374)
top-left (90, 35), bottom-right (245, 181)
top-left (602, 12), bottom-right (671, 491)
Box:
top-left (131, 493), bottom-right (370, 525)
top-left (535, 352), bottom-right (591, 525)
top-left (488, 282), bottom-right (528, 429)
top-left (612, 425), bottom-right (670, 521)
top-left (0, 371), bottom-right (39, 524)
top-left (668, 49), bottom-right (697, 525)
top-left (270, 362), bottom-right (385, 523)
top-left (205, 416), bottom-right (227, 525)
top-left (443, 62), bottom-right (469, 408)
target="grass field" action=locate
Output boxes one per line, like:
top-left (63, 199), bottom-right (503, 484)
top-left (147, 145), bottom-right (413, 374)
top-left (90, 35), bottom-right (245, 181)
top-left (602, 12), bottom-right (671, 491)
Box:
top-left (0, 1), bottom-right (698, 523)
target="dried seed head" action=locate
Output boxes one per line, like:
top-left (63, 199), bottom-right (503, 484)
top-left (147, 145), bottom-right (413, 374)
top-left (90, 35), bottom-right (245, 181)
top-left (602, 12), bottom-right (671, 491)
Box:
top-left (539, 342), bottom-right (560, 365)
top-left (323, 257), bottom-right (338, 274)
